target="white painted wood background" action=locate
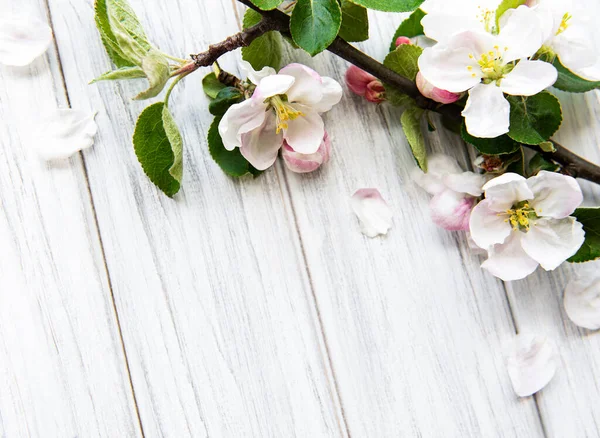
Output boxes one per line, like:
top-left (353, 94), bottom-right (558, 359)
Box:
top-left (1, 0), bottom-right (599, 436)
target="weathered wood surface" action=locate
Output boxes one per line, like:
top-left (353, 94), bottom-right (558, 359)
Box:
top-left (0, 0), bottom-right (599, 436)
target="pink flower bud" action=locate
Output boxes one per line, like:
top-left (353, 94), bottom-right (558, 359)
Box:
top-left (416, 72), bottom-right (461, 104)
top-left (345, 65), bottom-right (377, 97)
top-left (395, 36), bottom-right (412, 47)
top-left (365, 81), bottom-right (385, 103)
top-left (282, 132), bottom-right (331, 173)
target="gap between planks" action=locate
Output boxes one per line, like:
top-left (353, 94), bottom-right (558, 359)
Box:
top-left (43, 1), bottom-right (146, 435)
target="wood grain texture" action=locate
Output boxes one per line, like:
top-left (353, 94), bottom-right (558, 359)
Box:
top-left (236, 7), bottom-right (545, 437)
top-left (0, 1), bottom-right (141, 436)
top-left (46, 0), bottom-right (347, 436)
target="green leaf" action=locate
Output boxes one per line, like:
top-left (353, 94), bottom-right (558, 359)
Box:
top-left (209, 87), bottom-right (245, 116)
top-left (94, 0), bottom-right (135, 67)
top-left (507, 91), bottom-right (563, 145)
top-left (242, 9), bottom-right (283, 70)
top-left (134, 50), bottom-right (171, 100)
top-left (105, 0), bottom-right (152, 66)
top-left (350, 0), bottom-right (424, 12)
top-left (202, 73), bottom-right (227, 99)
top-left (339, 0), bottom-right (369, 42)
top-left (568, 208), bottom-right (600, 263)
top-left (505, 147), bottom-right (525, 176)
top-left (528, 153), bottom-right (560, 174)
top-left (401, 107), bottom-right (427, 171)
top-left (208, 116), bottom-right (255, 177)
top-left (133, 102), bottom-right (183, 197)
top-left (91, 66), bottom-right (146, 83)
top-left (389, 8), bottom-right (425, 51)
top-left (553, 59), bottom-right (600, 93)
top-left (383, 44), bottom-right (423, 81)
top-left (249, 0), bottom-right (284, 10)
top-left (290, 0), bottom-right (342, 56)
top-left (461, 124), bottom-right (520, 155)
top-left (495, 0), bottom-right (526, 27)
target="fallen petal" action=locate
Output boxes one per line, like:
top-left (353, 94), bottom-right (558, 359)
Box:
top-left (351, 189), bottom-right (393, 238)
top-left (33, 109), bottom-right (98, 160)
top-left (506, 334), bottom-right (557, 397)
top-left (564, 274), bottom-right (600, 330)
top-left (0, 15), bottom-right (53, 66)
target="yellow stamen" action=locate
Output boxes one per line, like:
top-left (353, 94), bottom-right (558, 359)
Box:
top-left (269, 95), bottom-right (304, 133)
top-left (556, 12), bottom-right (572, 35)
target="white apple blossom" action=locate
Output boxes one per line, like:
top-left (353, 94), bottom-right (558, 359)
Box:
top-left (418, 6), bottom-right (558, 138)
top-left (219, 61), bottom-right (342, 171)
top-left (469, 172), bottom-right (585, 281)
top-left (412, 154), bottom-right (487, 231)
top-left (528, 0), bottom-right (600, 81)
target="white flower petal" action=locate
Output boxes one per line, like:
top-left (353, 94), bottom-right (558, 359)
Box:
top-left (483, 173), bottom-right (533, 211)
top-left (482, 232), bottom-right (539, 281)
top-left (311, 76), bottom-right (343, 113)
top-left (351, 188), bottom-right (393, 238)
top-left (240, 60), bottom-right (276, 85)
top-left (553, 24), bottom-right (597, 72)
top-left (527, 171), bottom-right (583, 219)
top-left (240, 113), bottom-right (283, 171)
top-left (0, 16), bottom-right (52, 66)
top-left (429, 190), bottom-right (474, 231)
top-left (443, 171), bottom-right (486, 196)
top-left (283, 105), bottom-right (324, 154)
top-left (279, 63), bottom-right (324, 105)
top-left (497, 6), bottom-right (544, 62)
top-left (253, 74), bottom-right (295, 100)
top-left (33, 109), bottom-right (97, 160)
top-left (506, 334), bottom-right (557, 397)
top-left (564, 274), bottom-right (600, 330)
top-left (521, 217), bottom-right (585, 271)
top-left (421, 12), bottom-right (483, 42)
top-left (218, 99), bottom-right (267, 151)
top-left (411, 154), bottom-right (463, 195)
top-left (466, 232), bottom-right (488, 256)
top-left (462, 83), bottom-right (510, 138)
top-left (469, 199), bottom-right (513, 249)
top-left (500, 60), bottom-right (558, 96)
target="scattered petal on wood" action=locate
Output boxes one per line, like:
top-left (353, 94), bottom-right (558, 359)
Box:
top-left (0, 15), bottom-right (52, 66)
top-left (351, 188), bottom-right (393, 238)
top-left (564, 274), bottom-right (600, 330)
top-left (33, 109), bottom-right (98, 161)
top-left (506, 334), bottom-right (557, 397)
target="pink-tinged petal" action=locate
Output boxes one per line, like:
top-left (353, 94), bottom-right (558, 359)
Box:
top-left (218, 99), bottom-right (267, 150)
top-left (564, 274), bottom-right (600, 330)
top-left (365, 81), bottom-right (385, 103)
top-left (462, 83), bottom-right (510, 138)
top-left (429, 190), bottom-right (474, 231)
top-left (351, 189), bottom-right (393, 238)
top-left (527, 171), bottom-right (583, 219)
top-left (395, 36), bottom-right (412, 46)
top-left (345, 65), bottom-right (375, 96)
top-left (506, 334), bottom-right (557, 397)
top-left (313, 76), bottom-right (343, 112)
top-left (500, 60), bottom-right (558, 96)
top-left (481, 232), bottom-right (540, 281)
top-left (253, 74), bottom-right (295, 100)
top-left (469, 199), bottom-right (513, 249)
top-left (34, 109), bottom-right (97, 160)
top-left (521, 217), bottom-right (585, 271)
top-left (416, 72), bottom-right (461, 104)
top-left (497, 6), bottom-right (544, 62)
top-left (483, 173), bottom-right (534, 211)
top-left (0, 15), bottom-right (52, 66)
top-left (412, 154), bottom-right (463, 195)
top-left (443, 171), bottom-right (486, 196)
top-left (279, 63), bottom-right (323, 105)
top-left (240, 112), bottom-right (283, 170)
top-left (283, 105), bottom-right (324, 154)
top-left (282, 132), bottom-right (331, 173)
top-left (240, 60), bottom-right (276, 85)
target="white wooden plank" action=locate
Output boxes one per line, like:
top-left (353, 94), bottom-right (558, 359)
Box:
top-left (46, 0), bottom-right (347, 435)
top-left (0, 1), bottom-right (141, 436)
top-left (255, 8), bottom-right (547, 437)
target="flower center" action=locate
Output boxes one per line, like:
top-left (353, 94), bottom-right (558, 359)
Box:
top-left (468, 46), bottom-right (514, 84)
top-left (269, 95), bottom-right (303, 133)
top-left (556, 12), bottom-right (572, 35)
top-left (501, 201), bottom-right (537, 231)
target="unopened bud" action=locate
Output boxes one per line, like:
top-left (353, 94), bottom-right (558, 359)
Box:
top-left (345, 65), bottom-right (377, 97)
top-left (365, 81), bottom-right (385, 103)
top-left (416, 72), bottom-right (461, 104)
top-left (395, 36), bottom-right (412, 47)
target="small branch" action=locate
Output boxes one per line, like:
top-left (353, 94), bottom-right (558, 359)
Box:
top-left (544, 141), bottom-right (600, 185)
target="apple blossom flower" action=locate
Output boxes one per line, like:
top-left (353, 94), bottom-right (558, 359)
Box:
top-left (219, 62), bottom-right (342, 171)
top-left (528, 0), bottom-right (600, 81)
top-left (0, 15), bottom-right (52, 66)
top-left (412, 154), bottom-right (487, 231)
top-left (351, 189), bottom-right (393, 237)
top-left (416, 72), bottom-right (461, 104)
top-left (345, 65), bottom-right (384, 103)
top-left (418, 6), bottom-right (557, 138)
top-left (469, 172), bottom-right (585, 281)
top-left (282, 131), bottom-right (331, 173)
top-left (395, 36), bottom-right (412, 47)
